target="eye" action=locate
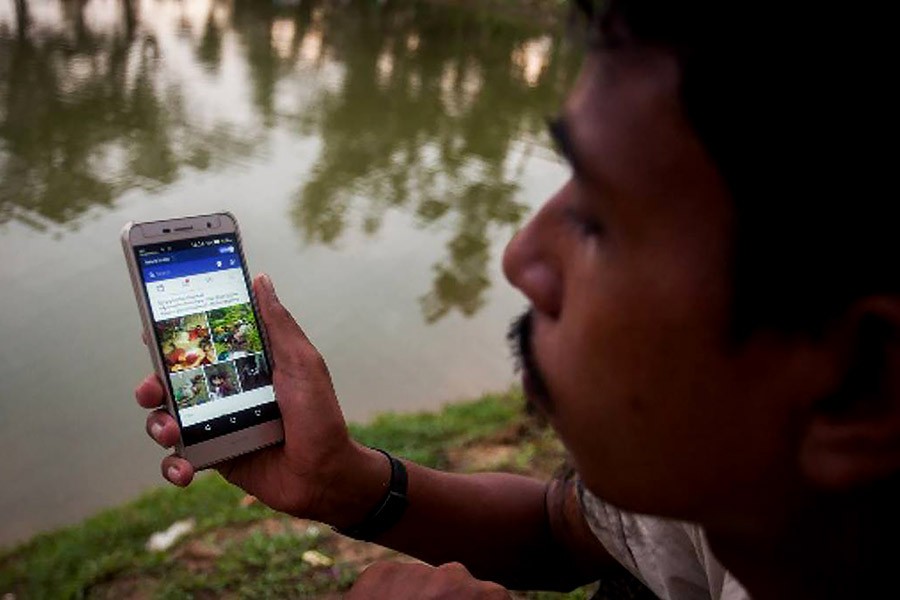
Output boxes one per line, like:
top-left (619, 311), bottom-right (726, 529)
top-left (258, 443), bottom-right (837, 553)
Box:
top-left (564, 205), bottom-right (603, 238)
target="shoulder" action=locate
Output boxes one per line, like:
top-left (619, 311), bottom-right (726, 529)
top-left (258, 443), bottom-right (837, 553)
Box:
top-left (577, 482), bottom-right (750, 600)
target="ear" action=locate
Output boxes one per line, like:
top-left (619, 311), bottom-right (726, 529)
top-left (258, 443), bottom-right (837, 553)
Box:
top-left (799, 297), bottom-right (900, 490)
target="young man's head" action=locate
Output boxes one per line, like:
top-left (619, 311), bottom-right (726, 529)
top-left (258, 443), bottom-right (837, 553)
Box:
top-left (503, 0), bottom-right (899, 536)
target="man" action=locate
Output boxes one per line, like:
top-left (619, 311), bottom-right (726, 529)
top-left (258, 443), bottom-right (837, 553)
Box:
top-left (136, 1), bottom-right (897, 597)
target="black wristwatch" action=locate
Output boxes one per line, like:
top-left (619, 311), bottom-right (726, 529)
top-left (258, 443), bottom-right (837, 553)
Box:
top-left (339, 448), bottom-right (409, 541)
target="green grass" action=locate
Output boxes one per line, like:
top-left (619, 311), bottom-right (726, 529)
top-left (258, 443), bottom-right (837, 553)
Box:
top-left (0, 473), bottom-right (270, 598)
top-left (152, 529), bottom-right (356, 600)
top-left (0, 389), bottom-right (600, 599)
top-left (350, 389), bottom-right (523, 467)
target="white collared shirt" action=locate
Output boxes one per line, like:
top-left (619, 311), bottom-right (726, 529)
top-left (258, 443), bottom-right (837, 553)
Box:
top-left (579, 483), bottom-right (751, 600)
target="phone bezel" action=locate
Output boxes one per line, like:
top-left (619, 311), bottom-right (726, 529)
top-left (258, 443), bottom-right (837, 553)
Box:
top-left (121, 212), bottom-right (284, 469)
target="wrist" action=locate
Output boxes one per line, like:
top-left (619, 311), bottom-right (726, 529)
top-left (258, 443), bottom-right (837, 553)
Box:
top-left (308, 441), bottom-right (392, 529)
top-left (337, 448), bottom-right (408, 540)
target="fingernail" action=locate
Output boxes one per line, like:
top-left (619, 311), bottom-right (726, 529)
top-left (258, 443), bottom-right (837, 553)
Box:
top-left (167, 466), bottom-right (179, 481)
top-left (151, 422), bottom-right (163, 439)
top-left (260, 273), bottom-right (277, 299)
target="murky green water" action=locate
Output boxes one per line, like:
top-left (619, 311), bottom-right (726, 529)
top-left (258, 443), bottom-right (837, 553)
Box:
top-left (0, 0), bottom-right (576, 545)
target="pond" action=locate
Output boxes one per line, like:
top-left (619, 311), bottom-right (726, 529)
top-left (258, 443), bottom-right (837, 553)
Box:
top-left (0, 0), bottom-right (577, 546)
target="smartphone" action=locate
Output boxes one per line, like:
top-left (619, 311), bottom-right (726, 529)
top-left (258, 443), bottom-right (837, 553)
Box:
top-left (122, 213), bottom-right (284, 469)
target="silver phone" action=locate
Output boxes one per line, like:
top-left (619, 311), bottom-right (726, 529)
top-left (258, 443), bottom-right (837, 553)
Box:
top-left (122, 213), bottom-right (284, 469)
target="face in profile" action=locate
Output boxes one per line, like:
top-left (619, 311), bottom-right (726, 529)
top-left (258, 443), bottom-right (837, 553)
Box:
top-left (503, 49), bottom-right (820, 522)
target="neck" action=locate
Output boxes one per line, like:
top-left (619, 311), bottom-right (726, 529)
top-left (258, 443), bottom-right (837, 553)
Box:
top-left (705, 478), bottom-right (900, 599)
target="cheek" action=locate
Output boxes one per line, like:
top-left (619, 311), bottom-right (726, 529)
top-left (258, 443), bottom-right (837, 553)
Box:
top-left (543, 288), bottom-right (664, 478)
top-left (538, 257), bottom-right (759, 516)
top-left (538, 268), bottom-right (656, 461)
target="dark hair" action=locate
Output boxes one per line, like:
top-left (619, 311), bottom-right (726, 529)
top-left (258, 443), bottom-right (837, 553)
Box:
top-left (575, 1), bottom-right (894, 336)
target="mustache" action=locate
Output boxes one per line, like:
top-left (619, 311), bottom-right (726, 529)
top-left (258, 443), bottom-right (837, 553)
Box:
top-left (507, 310), bottom-right (551, 403)
top-left (507, 311), bottom-right (533, 375)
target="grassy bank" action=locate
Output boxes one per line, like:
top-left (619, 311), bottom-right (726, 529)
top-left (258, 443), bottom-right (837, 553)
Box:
top-left (1, 390), bottom-right (631, 599)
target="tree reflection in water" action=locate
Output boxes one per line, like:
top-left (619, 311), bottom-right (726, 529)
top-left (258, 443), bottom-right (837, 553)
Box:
top-left (0, 0), bottom-right (261, 230)
top-left (0, 0), bottom-right (577, 321)
top-left (279, 2), bottom-right (576, 321)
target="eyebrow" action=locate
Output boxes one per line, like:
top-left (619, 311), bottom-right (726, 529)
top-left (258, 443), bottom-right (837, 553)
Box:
top-left (546, 115), bottom-right (588, 176)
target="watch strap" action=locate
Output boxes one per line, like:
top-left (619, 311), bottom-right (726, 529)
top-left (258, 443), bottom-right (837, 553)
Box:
top-left (339, 448), bottom-right (409, 541)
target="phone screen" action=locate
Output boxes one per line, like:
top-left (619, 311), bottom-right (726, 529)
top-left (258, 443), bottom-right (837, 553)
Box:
top-left (135, 234), bottom-right (279, 446)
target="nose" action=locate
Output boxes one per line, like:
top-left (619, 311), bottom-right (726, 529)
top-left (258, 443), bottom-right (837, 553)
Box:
top-left (502, 189), bottom-right (564, 319)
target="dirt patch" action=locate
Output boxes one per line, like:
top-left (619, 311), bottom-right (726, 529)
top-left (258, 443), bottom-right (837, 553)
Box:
top-left (86, 574), bottom-right (157, 600)
top-left (320, 535), bottom-right (410, 571)
top-left (177, 540), bottom-right (224, 573)
top-left (445, 419), bottom-right (570, 479)
top-left (449, 443), bottom-right (521, 472)
top-left (173, 515), bottom-right (417, 578)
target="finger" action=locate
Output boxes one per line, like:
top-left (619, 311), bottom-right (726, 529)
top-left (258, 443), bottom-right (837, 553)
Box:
top-left (141, 329), bottom-right (149, 346)
top-left (440, 561), bottom-right (471, 574)
top-left (347, 562), bottom-right (402, 598)
top-left (146, 409), bottom-right (180, 448)
top-left (359, 561), bottom-right (399, 576)
top-left (435, 562), bottom-right (509, 598)
top-left (252, 274), bottom-right (341, 430)
top-left (161, 455), bottom-right (195, 487)
top-left (135, 373), bottom-right (166, 409)
top-left (214, 457), bottom-right (237, 482)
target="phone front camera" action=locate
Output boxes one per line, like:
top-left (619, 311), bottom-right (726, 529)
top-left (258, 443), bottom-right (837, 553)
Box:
top-left (207, 222), bottom-right (212, 228)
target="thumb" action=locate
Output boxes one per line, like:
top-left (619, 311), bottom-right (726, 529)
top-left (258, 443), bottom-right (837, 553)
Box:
top-left (252, 274), bottom-right (314, 370)
top-left (251, 274), bottom-right (345, 444)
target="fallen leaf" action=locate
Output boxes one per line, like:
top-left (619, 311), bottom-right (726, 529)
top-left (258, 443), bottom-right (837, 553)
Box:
top-left (302, 550), bottom-right (334, 567)
top-left (146, 519), bottom-right (195, 552)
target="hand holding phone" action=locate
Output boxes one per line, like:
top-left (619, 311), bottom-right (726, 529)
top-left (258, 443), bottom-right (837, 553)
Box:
top-left (131, 235), bottom-right (390, 524)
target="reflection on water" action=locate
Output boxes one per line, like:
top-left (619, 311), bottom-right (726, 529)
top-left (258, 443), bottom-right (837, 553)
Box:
top-left (288, 5), bottom-right (568, 321)
top-left (0, 0), bottom-right (576, 545)
top-left (1, 0), bottom-right (574, 321)
top-left (0, 0), bottom-right (261, 230)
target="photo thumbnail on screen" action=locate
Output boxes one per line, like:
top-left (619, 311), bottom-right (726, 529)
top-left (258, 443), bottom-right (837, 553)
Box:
top-left (235, 353), bottom-right (272, 393)
top-left (205, 362), bottom-right (241, 400)
top-left (170, 368), bottom-right (212, 410)
top-left (208, 303), bottom-right (263, 362)
top-left (156, 313), bottom-right (215, 372)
